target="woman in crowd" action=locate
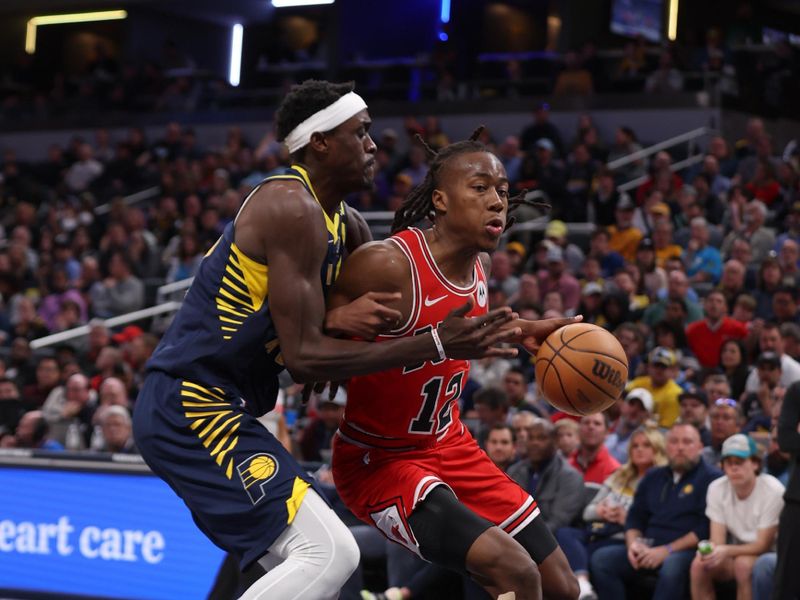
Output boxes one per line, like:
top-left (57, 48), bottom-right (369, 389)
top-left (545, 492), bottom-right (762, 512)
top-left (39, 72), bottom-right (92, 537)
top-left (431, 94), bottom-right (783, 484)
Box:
top-left (720, 339), bottom-right (751, 402)
top-left (556, 426), bottom-right (667, 599)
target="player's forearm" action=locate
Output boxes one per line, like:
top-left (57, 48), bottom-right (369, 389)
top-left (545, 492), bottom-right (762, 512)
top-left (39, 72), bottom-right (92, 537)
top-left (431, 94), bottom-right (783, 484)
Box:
top-left (284, 334), bottom-right (439, 383)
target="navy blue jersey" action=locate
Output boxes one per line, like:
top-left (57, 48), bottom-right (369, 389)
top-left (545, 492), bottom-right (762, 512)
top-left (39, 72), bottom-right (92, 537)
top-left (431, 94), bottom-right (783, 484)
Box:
top-left (147, 165), bottom-right (347, 416)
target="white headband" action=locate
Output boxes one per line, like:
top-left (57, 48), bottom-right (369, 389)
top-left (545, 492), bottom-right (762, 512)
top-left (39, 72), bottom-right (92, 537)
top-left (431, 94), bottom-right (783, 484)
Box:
top-left (283, 91), bottom-right (368, 154)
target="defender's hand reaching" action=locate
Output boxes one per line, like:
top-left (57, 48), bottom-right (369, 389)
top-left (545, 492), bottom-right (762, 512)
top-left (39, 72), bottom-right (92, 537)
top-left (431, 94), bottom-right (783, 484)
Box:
top-left (437, 300), bottom-right (521, 360)
top-left (325, 291), bottom-right (403, 340)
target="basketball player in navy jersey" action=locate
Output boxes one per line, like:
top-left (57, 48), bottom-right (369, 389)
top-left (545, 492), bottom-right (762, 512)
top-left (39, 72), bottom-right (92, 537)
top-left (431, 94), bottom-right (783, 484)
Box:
top-left (133, 81), bottom-right (520, 599)
top-left (330, 130), bottom-right (580, 600)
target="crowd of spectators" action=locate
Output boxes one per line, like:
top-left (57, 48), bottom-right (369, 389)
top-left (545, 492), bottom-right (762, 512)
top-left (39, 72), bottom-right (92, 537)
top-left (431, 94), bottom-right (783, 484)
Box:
top-left (1, 99), bottom-right (800, 598)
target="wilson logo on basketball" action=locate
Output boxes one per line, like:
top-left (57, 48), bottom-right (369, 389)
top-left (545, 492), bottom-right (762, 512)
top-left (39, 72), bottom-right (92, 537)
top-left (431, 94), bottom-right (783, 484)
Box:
top-left (591, 359), bottom-right (625, 391)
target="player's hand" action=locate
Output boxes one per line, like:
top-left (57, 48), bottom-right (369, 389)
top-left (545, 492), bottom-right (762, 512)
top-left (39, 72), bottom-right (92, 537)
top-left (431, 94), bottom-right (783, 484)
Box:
top-left (324, 291), bottom-right (402, 340)
top-left (301, 381), bottom-right (343, 404)
top-left (438, 301), bottom-right (520, 360)
top-left (515, 315), bottom-right (583, 354)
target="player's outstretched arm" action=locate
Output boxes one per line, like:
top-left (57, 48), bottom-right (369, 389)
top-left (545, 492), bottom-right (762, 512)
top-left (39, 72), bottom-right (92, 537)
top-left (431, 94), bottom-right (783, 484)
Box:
top-left (237, 183), bottom-right (518, 383)
top-left (329, 242), bottom-right (522, 360)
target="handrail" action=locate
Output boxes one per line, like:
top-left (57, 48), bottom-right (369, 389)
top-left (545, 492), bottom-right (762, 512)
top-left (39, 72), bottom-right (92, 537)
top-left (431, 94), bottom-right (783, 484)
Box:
top-left (606, 127), bottom-right (710, 171)
top-left (30, 301), bottom-right (183, 350)
top-left (617, 153), bottom-right (706, 193)
top-left (94, 186), bottom-right (161, 216)
top-left (155, 277), bottom-right (194, 303)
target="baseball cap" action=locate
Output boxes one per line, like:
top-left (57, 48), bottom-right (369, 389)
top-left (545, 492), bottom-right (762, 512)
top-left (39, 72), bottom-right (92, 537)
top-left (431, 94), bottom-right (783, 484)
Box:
top-left (617, 195), bottom-right (635, 211)
top-left (536, 138), bottom-right (555, 152)
top-left (545, 220), bottom-right (568, 239)
top-left (649, 202), bottom-right (670, 216)
top-left (321, 386), bottom-right (347, 407)
top-left (112, 325), bottom-right (144, 344)
top-left (679, 389), bottom-right (708, 407)
top-left (546, 245), bottom-right (564, 263)
top-left (721, 433), bottom-right (758, 460)
top-left (583, 282), bottom-right (603, 296)
top-left (756, 351), bottom-right (781, 369)
top-left (626, 387), bottom-right (654, 413)
top-left (649, 346), bottom-right (677, 367)
top-left (506, 241), bottom-right (526, 258)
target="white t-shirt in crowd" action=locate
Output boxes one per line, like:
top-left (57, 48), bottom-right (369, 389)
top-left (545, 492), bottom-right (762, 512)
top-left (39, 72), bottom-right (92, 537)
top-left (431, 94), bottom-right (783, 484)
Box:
top-left (705, 473), bottom-right (785, 545)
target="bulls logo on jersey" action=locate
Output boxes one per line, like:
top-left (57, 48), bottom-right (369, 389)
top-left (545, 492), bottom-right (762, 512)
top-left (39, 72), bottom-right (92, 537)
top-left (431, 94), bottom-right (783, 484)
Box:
top-left (369, 502), bottom-right (420, 556)
top-left (475, 280), bottom-right (487, 308)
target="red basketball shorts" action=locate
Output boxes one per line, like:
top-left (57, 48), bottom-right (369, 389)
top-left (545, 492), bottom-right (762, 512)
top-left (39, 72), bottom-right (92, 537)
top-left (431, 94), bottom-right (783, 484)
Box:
top-left (331, 425), bottom-right (539, 555)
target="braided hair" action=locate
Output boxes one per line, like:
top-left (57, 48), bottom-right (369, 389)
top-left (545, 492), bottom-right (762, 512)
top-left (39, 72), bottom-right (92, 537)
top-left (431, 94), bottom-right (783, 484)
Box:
top-left (390, 126), bottom-right (549, 234)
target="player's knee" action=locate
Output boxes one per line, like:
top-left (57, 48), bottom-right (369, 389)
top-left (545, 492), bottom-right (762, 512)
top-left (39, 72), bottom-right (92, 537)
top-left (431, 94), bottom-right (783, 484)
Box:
top-left (485, 546), bottom-right (540, 591)
top-left (333, 525), bottom-right (361, 582)
top-left (546, 570), bottom-right (579, 600)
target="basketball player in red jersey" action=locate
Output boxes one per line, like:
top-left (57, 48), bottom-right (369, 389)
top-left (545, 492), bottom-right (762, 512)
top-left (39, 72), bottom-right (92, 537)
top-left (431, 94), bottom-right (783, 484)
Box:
top-left (329, 129), bottom-right (580, 600)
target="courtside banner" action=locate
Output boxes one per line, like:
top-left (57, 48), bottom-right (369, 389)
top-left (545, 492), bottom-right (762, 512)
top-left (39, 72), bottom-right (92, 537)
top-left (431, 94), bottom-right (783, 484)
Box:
top-left (0, 466), bottom-right (225, 600)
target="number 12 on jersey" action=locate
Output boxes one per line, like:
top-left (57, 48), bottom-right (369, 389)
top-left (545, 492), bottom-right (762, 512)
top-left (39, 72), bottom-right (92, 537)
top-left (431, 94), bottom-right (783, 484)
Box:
top-left (409, 371), bottom-right (464, 435)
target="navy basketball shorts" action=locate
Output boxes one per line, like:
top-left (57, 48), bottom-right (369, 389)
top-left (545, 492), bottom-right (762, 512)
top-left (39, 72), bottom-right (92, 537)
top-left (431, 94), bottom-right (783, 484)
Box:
top-left (133, 370), bottom-right (321, 570)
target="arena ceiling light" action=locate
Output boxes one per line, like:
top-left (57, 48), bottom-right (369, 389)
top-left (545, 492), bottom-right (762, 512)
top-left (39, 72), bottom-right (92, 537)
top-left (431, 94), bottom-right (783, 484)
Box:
top-left (26, 10), bottom-right (128, 54)
top-left (229, 24), bottom-right (243, 87)
top-left (667, 0), bottom-right (679, 41)
top-left (271, 0), bottom-right (335, 7)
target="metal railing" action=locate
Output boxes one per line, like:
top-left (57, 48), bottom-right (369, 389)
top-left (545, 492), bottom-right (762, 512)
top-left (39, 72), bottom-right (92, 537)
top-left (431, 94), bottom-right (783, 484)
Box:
top-left (609, 126), bottom-right (711, 193)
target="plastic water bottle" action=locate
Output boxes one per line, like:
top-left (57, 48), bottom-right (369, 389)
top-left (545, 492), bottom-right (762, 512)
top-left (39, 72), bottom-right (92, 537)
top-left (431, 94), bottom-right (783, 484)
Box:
top-left (65, 422), bottom-right (83, 451)
top-left (90, 425), bottom-right (105, 451)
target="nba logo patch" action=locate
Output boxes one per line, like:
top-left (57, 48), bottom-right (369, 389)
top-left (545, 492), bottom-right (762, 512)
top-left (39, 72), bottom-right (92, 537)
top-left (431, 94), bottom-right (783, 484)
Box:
top-left (475, 280), bottom-right (488, 308)
top-left (237, 453), bottom-right (279, 505)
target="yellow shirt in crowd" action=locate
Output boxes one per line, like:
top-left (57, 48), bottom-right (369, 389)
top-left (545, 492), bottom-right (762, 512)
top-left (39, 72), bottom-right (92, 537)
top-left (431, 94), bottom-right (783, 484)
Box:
top-left (626, 376), bottom-right (682, 428)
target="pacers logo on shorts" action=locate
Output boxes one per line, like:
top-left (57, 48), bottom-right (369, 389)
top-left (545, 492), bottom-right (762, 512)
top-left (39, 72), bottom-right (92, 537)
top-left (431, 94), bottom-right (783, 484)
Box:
top-left (237, 453), bottom-right (279, 505)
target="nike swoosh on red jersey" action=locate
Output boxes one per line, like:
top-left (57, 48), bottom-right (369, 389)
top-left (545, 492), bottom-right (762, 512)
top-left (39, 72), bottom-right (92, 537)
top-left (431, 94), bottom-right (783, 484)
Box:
top-left (424, 295), bottom-right (448, 307)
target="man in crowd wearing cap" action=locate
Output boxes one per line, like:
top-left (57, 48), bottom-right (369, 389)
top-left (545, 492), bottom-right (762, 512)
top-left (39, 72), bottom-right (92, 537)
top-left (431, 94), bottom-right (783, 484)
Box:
top-left (702, 398), bottom-right (743, 468)
top-left (537, 243), bottom-right (581, 313)
top-left (685, 217), bottom-right (723, 286)
top-left (627, 347), bottom-right (683, 428)
top-left (690, 433), bottom-right (784, 600)
top-left (520, 101), bottom-right (565, 158)
top-left (608, 196), bottom-right (644, 262)
top-left (545, 219), bottom-right (585, 274)
top-left (686, 290), bottom-right (749, 369)
top-left (775, 381), bottom-right (800, 599)
top-left (505, 241), bottom-right (527, 275)
top-left (589, 167), bottom-right (628, 227)
top-left (744, 321), bottom-right (800, 394)
top-left (679, 390), bottom-right (712, 446)
top-left (299, 387), bottom-right (347, 463)
top-left (526, 138), bottom-right (566, 205)
top-left (591, 423), bottom-right (721, 600)
top-left (740, 352), bottom-right (784, 434)
top-left (606, 388), bottom-right (655, 463)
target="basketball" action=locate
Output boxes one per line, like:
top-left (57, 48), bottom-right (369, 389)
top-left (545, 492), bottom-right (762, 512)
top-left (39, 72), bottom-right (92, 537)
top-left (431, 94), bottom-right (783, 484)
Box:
top-left (535, 323), bottom-right (629, 416)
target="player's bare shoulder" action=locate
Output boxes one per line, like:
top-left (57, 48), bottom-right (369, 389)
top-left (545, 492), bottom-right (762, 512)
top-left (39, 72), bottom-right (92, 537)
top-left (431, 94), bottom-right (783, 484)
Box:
top-left (479, 252), bottom-right (492, 277)
top-left (235, 178), bottom-right (326, 263)
top-left (334, 239), bottom-right (410, 298)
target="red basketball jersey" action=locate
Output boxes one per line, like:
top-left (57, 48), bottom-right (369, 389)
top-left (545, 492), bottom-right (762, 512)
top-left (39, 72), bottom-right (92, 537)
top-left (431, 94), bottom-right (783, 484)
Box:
top-left (340, 227), bottom-right (489, 450)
